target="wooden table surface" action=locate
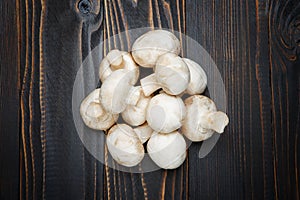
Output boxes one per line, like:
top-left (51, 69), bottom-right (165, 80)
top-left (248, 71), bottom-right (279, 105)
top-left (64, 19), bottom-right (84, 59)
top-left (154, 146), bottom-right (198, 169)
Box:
top-left (0, 0), bottom-right (299, 199)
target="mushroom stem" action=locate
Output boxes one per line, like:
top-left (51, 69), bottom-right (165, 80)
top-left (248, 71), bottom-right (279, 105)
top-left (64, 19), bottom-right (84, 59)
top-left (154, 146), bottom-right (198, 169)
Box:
top-left (199, 111), bottom-right (229, 133)
top-left (140, 74), bottom-right (161, 96)
top-left (133, 124), bottom-right (153, 143)
top-left (126, 86), bottom-right (141, 106)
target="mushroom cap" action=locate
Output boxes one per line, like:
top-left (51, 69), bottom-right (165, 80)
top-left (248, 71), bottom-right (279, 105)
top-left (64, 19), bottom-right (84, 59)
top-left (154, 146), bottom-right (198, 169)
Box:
top-left (80, 88), bottom-right (118, 130)
top-left (100, 69), bottom-right (136, 114)
top-left (131, 30), bottom-right (180, 68)
top-left (147, 131), bottom-right (186, 169)
top-left (181, 95), bottom-right (216, 141)
top-left (133, 123), bottom-right (153, 143)
top-left (106, 124), bottom-right (144, 167)
top-left (106, 49), bottom-right (123, 68)
top-left (99, 49), bottom-right (139, 83)
top-left (122, 90), bottom-right (151, 126)
top-left (140, 73), bottom-right (161, 97)
top-left (155, 53), bottom-right (190, 95)
top-left (146, 93), bottom-right (186, 133)
top-left (183, 58), bottom-right (207, 95)
top-left (99, 58), bottom-right (112, 82)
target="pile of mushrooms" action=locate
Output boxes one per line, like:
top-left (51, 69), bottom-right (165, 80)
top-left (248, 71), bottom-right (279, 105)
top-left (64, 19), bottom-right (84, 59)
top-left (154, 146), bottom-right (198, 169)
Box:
top-left (80, 30), bottom-right (229, 169)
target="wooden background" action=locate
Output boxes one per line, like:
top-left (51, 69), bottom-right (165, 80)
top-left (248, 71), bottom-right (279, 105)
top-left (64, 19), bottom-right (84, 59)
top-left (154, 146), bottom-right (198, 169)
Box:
top-left (0, 0), bottom-right (299, 199)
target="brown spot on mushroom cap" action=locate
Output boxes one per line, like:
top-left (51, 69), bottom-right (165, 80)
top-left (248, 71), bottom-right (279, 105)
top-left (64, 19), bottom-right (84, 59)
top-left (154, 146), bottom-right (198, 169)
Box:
top-left (184, 94), bottom-right (195, 105)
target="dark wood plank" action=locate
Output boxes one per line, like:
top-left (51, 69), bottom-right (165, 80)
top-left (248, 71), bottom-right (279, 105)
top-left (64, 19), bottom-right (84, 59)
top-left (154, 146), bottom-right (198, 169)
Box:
top-left (0, 0), bottom-right (20, 199)
top-left (268, 1), bottom-right (300, 199)
top-left (187, 0), bottom-right (299, 199)
top-left (18, 0), bottom-right (104, 199)
top-left (186, 1), bottom-right (250, 199)
top-left (6, 0), bottom-right (299, 199)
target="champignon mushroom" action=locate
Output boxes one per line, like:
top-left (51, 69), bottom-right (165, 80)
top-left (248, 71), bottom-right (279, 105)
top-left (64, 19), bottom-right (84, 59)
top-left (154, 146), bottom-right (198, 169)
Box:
top-left (100, 69), bottom-right (141, 114)
top-left (147, 131), bottom-right (186, 169)
top-left (140, 53), bottom-right (190, 96)
top-left (133, 123), bottom-right (153, 143)
top-left (181, 95), bottom-right (229, 142)
top-left (146, 93), bottom-right (186, 133)
top-left (121, 88), bottom-right (151, 126)
top-left (131, 30), bottom-right (181, 68)
top-left (106, 124), bottom-right (144, 167)
top-left (99, 49), bottom-right (139, 83)
top-left (183, 58), bottom-right (207, 95)
top-left (80, 88), bottom-right (118, 130)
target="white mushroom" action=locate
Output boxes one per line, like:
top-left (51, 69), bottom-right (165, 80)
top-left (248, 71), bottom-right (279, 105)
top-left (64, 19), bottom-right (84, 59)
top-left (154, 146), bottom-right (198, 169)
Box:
top-left (141, 53), bottom-right (190, 96)
top-left (100, 69), bottom-right (141, 114)
top-left (80, 89), bottom-right (118, 130)
top-left (183, 58), bottom-right (207, 95)
top-left (121, 88), bottom-right (151, 126)
top-left (147, 131), bottom-right (186, 169)
top-left (99, 49), bottom-right (139, 83)
top-left (106, 124), bottom-right (144, 167)
top-left (133, 123), bottom-right (153, 143)
top-left (146, 93), bottom-right (186, 133)
top-left (106, 49), bottom-right (123, 69)
top-left (131, 30), bottom-right (180, 68)
top-left (181, 95), bottom-right (229, 142)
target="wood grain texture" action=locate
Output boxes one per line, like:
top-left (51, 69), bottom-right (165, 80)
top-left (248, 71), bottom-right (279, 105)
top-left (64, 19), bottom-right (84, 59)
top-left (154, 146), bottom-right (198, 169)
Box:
top-left (186, 0), bottom-right (299, 199)
top-left (0, 0), bottom-right (20, 199)
top-left (18, 0), bottom-right (104, 199)
top-left (0, 0), bottom-right (299, 199)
